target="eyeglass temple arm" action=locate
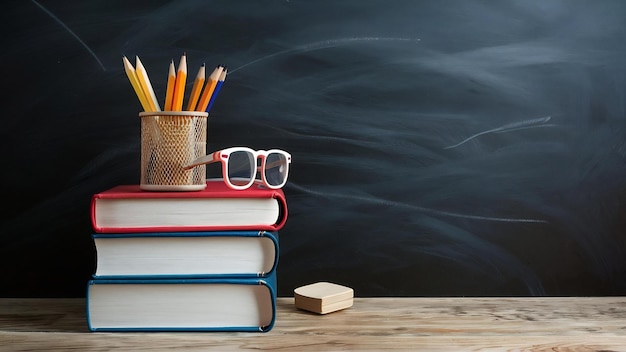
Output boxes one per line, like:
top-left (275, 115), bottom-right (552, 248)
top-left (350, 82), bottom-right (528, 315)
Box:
top-left (262, 160), bottom-right (285, 170)
top-left (183, 151), bottom-right (220, 170)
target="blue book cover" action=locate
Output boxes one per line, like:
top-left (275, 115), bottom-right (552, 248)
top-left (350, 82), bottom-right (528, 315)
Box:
top-left (92, 231), bottom-right (279, 279)
top-left (86, 272), bottom-right (277, 332)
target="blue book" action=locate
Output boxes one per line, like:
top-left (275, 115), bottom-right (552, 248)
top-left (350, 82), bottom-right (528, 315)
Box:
top-left (86, 272), bottom-right (277, 332)
top-left (92, 231), bottom-right (279, 279)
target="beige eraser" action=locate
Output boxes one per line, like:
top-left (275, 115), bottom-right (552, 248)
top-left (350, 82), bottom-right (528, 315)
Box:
top-left (294, 282), bottom-right (354, 314)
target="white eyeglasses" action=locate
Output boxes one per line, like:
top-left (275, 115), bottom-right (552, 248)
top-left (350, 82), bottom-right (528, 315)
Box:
top-left (185, 147), bottom-right (291, 190)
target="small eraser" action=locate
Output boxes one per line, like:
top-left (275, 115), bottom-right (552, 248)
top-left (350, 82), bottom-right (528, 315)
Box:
top-left (294, 282), bottom-right (354, 314)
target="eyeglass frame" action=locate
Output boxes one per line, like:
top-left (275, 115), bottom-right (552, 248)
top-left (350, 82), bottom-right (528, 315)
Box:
top-left (184, 146), bottom-right (292, 190)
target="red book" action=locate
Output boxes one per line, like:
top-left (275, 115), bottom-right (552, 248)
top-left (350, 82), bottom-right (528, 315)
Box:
top-left (91, 179), bottom-right (288, 233)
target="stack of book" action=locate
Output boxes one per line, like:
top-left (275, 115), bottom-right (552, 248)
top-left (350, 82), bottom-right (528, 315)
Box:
top-left (85, 179), bottom-right (288, 332)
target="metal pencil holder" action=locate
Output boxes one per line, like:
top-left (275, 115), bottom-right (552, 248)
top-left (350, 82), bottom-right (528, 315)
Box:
top-left (139, 111), bottom-right (209, 191)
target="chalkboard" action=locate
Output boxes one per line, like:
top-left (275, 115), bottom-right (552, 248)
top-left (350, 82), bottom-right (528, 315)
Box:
top-left (2, 0), bottom-right (625, 297)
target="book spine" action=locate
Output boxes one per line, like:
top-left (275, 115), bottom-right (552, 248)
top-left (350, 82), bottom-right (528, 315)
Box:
top-left (272, 191), bottom-right (288, 231)
top-left (264, 230), bottom-right (279, 277)
top-left (90, 194), bottom-right (103, 233)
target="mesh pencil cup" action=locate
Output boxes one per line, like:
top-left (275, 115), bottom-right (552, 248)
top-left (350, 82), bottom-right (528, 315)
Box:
top-left (139, 111), bottom-right (209, 191)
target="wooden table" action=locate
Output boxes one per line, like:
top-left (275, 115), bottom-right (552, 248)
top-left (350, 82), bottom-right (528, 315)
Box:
top-left (1, 297), bottom-right (626, 351)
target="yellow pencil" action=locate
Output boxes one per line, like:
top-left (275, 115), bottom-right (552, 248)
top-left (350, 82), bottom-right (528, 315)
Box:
top-left (122, 56), bottom-right (151, 111)
top-left (164, 59), bottom-right (176, 111)
top-left (196, 65), bottom-right (223, 112)
top-left (135, 56), bottom-right (161, 112)
top-left (172, 53), bottom-right (187, 111)
top-left (186, 63), bottom-right (206, 111)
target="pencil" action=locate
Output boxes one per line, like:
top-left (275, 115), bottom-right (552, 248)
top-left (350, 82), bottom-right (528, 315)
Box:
top-left (206, 68), bottom-right (227, 112)
top-left (186, 63), bottom-right (206, 111)
top-left (164, 59), bottom-right (176, 111)
top-left (135, 56), bottom-right (161, 112)
top-left (196, 65), bottom-right (223, 112)
top-left (122, 56), bottom-right (151, 111)
top-left (172, 53), bottom-right (187, 111)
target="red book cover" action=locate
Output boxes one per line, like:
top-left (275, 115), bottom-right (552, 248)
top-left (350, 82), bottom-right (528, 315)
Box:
top-left (91, 179), bottom-right (288, 233)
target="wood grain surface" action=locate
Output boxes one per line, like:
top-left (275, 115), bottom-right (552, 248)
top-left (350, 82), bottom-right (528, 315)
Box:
top-left (1, 297), bottom-right (626, 351)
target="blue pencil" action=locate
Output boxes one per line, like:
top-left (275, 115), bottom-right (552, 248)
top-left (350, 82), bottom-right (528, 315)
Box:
top-left (206, 68), bottom-right (227, 113)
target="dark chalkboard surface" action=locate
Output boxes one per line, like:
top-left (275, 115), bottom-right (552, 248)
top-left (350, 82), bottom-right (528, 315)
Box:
top-left (2, 0), bottom-right (625, 297)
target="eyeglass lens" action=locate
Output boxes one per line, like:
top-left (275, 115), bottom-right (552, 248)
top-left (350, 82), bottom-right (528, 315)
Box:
top-left (226, 150), bottom-right (255, 186)
top-left (264, 152), bottom-right (288, 187)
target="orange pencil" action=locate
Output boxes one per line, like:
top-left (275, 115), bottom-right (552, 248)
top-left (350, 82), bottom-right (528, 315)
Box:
top-left (186, 63), bottom-right (206, 111)
top-left (164, 59), bottom-right (176, 111)
top-left (196, 65), bottom-right (223, 112)
top-left (171, 53), bottom-right (187, 111)
top-left (206, 68), bottom-right (227, 112)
